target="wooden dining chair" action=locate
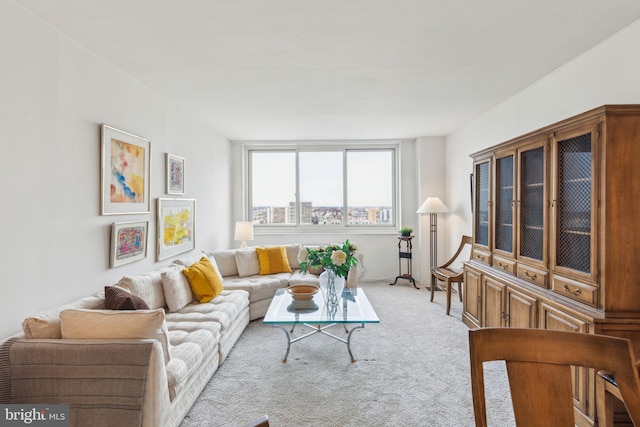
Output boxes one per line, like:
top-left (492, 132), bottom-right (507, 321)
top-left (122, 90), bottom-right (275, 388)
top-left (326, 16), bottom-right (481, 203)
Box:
top-left (430, 235), bottom-right (472, 314)
top-left (469, 328), bottom-right (640, 427)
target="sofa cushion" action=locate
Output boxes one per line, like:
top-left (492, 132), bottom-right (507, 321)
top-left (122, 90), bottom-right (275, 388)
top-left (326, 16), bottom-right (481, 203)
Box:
top-left (256, 246), bottom-right (292, 275)
top-left (182, 257), bottom-right (223, 303)
top-left (288, 270), bottom-right (323, 286)
top-left (165, 326), bottom-right (219, 400)
top-left (104, 286), bottom-right (150, 310)
top-left (59, 308), bottom-right (172, 365)
top-left (222, 276), bottom-right (289, 303)
top-left (165, 290), bottom-right (249, 332)
top-left (161, 267), bottom-right (194, 312)
top-left (235, 248), bottom-right (260, 277)
top-left (118, 268), bottom-right (171, 309)
top-left (21, 294), bottom-right (106, 339)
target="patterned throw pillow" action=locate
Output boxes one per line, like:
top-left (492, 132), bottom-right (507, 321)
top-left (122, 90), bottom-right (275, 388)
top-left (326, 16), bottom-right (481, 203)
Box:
top-left (104, 286), bottom-right (150, 310)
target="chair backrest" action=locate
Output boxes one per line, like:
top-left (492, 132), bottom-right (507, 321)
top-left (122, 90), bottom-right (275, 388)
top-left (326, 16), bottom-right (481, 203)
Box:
top-left (469, 328), bottom-right (640, 427)
top-left (440, 235), bottom-right (472, 269)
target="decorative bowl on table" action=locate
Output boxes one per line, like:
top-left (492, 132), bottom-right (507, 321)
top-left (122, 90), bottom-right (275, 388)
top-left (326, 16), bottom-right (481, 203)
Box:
top-left (287, 284), bottom-right (319, 301)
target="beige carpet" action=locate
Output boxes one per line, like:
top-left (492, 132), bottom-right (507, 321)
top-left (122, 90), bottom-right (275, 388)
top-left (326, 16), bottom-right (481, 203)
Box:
top-left (180, 280), bottom-right (515, 427)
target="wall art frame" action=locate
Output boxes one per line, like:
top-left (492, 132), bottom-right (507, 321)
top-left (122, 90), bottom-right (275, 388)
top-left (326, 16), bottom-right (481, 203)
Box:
top-left (166, 153), bottom-right (185, 195)
top-left (101, 124), bottom-right (151, 215)
top-left (110, 220), bottom-right (149, 268)
top-left (157, 198), bottom-right (196, 260)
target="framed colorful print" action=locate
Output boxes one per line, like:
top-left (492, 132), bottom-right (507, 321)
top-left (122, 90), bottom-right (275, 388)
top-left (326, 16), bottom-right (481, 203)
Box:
top-left (110, 220), bottom-right (149, 267)
top-left (157, 198), bottom-right (196, 260)
top-left (166, 153), bottom-right (185, 195)
top-left (101, 125), bottom-right (151, 215)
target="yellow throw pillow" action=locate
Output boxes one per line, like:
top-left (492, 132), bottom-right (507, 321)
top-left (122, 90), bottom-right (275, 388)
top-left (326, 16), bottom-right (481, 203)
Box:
top-left (256, 246), bottom-right (293, 275)
top-left (182, 257), bottom-right (223, 303)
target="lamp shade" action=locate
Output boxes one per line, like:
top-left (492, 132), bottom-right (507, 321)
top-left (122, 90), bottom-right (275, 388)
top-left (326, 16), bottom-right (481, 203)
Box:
top-left (234, 221), bottom-right (254, 242)
top-left (416, 197), bottom-right (449, 214)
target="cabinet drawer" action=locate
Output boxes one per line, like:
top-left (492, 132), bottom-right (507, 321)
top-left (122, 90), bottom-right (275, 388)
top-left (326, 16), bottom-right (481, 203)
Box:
top-left (472, 249), bottom-right (491, 265)
top-left (493, 255), bottom-right (516, 275)
top-left (517, 264), bottom-right (548, 288)
top-left (552, 276), bottom-right (597, 307)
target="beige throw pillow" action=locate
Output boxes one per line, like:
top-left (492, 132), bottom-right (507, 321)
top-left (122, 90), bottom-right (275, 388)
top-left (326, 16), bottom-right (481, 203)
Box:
top-left (118, 268), bottom-right (170, 309)
top-left (209, 250), bottom-right (239, 277)
top-left (161, 267), bottom-right (193, 312)
top-left (234, 248), bottom-right (260, 277)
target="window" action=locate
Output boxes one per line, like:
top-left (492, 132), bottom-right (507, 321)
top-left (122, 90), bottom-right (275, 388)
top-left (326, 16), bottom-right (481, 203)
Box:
top-left (248, 145), bottom-right (396, 228)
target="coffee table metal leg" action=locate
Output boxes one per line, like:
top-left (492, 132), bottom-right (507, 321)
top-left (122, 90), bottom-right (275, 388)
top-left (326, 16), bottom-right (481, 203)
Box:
top-left (272, 325), bottom-right (292, 363)
top-left (271, 323), bottom-right (366, 363)
top-left (347, 323), bottom-right (365, 363)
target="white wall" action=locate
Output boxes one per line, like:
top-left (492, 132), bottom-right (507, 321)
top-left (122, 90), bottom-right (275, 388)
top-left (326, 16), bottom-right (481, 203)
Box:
top-left (0, 2), bottom-right (231, 338)
top-left (442, 18), bottom-right (640, 253)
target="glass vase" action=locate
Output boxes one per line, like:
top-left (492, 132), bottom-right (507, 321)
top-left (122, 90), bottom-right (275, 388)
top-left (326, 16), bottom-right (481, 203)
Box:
top-left (320, 268), bottom-right (345, 307)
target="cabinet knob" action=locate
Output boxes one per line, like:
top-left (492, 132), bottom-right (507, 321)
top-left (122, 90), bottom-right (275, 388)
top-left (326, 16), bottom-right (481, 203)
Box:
top-left (562, 284), bottom-right (581, 295)
top-left (524, 270), bottom-right (537, 280)
top-left (498, 262), bottom-right (508, 270)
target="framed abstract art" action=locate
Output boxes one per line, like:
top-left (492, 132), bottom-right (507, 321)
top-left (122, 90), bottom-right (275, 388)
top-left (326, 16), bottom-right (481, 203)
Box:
top-left (166, 153), bottom-right (185, 195)
top-left (110, 220), bottom-right (149, 267)
top-left (101, 125), bottom-right (151, 215)
top-left (157, 198), bottom-right (196, 260)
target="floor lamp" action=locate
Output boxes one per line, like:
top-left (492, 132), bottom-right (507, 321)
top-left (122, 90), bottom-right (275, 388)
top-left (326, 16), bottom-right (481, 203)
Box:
top-left (416, 197), bottom-right (449, 290)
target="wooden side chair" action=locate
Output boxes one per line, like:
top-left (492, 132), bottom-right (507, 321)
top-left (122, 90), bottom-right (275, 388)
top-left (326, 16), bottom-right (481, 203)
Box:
top-left (430, 235), bottom-right (472, 314)
top-left (469, 328), bottom-right (640, 427)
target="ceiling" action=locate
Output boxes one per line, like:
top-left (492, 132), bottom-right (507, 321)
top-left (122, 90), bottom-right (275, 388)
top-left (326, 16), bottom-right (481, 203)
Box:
top-left (15, 0), bottom-right (640, 141)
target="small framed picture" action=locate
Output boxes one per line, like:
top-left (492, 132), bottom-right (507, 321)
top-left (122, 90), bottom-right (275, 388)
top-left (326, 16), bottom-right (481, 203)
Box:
top-left (110, 220), bottom-right (149, 267)
top-left (157, 198), bottom-right (196, 260)
top-left (166, 153), bottom-right (185, 195)
top-left (101, 125), bottom-right (151, 215)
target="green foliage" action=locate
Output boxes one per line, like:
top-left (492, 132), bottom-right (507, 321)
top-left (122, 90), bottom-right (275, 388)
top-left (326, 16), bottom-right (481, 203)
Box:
top-left (298, 240), bottom-right (358, 278)
top-left (399, 226), bottom-right (413, 236)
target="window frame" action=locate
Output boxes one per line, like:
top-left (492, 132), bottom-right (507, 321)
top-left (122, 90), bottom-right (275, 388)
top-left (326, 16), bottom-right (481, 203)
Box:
top-left (244, 141), bottom-right (399, 234)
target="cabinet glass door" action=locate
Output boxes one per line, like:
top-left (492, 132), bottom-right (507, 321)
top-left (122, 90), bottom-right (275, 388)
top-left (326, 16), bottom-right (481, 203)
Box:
top-left (475, 160), bottom-right (490, 247)
top-left (555, 133), bottom-right (592, 274)
top-left (519, 146), bottom-right (545, 262)
top-left (495, 155), bottom-right (514, 254)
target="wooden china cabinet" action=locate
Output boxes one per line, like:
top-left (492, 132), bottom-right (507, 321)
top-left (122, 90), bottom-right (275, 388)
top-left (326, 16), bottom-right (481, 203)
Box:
top-left (463, 105), bottom-right (640, 426)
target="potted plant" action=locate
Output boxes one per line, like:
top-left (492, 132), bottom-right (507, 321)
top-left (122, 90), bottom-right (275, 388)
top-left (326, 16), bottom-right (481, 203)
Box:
top-left (399, 226), bottom-right (413, 237)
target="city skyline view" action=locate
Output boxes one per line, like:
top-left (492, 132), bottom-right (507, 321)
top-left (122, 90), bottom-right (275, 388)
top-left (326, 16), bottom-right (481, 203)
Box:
top-left (252, 203), bottom-right (393, 225)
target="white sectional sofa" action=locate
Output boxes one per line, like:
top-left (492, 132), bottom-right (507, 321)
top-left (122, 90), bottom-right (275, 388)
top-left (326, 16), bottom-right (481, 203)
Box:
top-left (0, 243), bottom-right (357, 427)
top-left (206, 244), bottom-right (357, 320)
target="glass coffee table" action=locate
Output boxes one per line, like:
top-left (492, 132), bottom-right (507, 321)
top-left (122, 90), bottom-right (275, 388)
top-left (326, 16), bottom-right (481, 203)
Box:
top-left (263, 287), bottom-right (379, 363)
